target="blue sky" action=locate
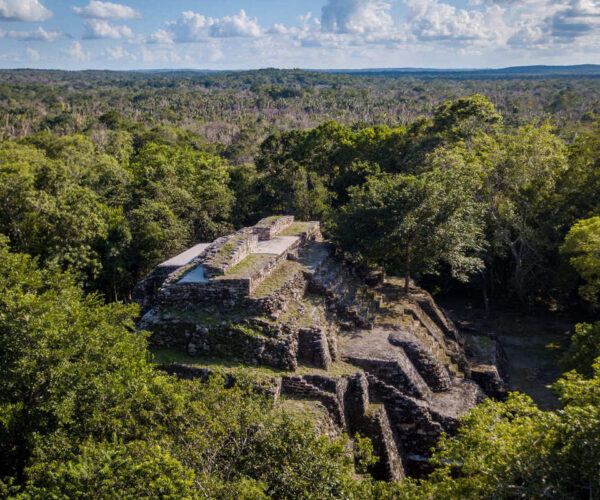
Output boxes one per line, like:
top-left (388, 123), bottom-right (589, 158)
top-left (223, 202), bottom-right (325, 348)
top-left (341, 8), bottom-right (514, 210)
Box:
top-left (1, 0), bottom-right (600, 70)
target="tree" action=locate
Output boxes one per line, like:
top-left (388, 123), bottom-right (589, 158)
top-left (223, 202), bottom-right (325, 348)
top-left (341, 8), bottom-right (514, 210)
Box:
top-left (130, 143), bottom-right (234, 242)
top-left (560, 217), bottom-right (600, 305)
top-left (424, 361), bottom-right (600, 499)
top-left (560, 322), bottom-right (600, 377)
top-left (478, 124), bottom-right (569, 301)
top-left (334, 166), bottom-right (485, 293)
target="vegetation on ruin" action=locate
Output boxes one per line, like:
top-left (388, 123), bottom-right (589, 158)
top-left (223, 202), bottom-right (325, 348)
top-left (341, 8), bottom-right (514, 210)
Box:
top-left (2, 69), bottom-right (600, 497)
top-left (223, 253), bottom-right (274, 279)
top-left (279, 221), bottom-right (311, 237)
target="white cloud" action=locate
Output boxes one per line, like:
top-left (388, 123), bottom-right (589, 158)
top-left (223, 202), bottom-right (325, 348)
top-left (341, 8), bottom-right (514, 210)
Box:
top-left (0, 0), bottom-right (52, 22)
top-left (84, 19), bottom-right (134, 39)
top-left (105, 45), bottom-right (137, 60)
top-left (321, 0), bottom-right (393, 34)
top-left (63, 41), bottom-right (91, 62)
top-left (148, 28), bottom-right (174, 44)
top-left (158, 9), bottom-right (263, 43)
top-left (26, 48), bottom-right (40, 61)
top-left (209, 10), bottom-right (262, 37)
top-left (404, 0), bottom-right (506, 42)
top-left (171, 11), bottom-right (214, 42)
top-left (73, 1), bottom-right (141, 20)
top-left (0, 26), bottom-right (62, 42)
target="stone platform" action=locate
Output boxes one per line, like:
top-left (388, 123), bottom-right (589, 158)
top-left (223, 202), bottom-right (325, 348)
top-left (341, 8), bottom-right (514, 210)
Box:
top-left (135, 215), bottom-right (507, 482)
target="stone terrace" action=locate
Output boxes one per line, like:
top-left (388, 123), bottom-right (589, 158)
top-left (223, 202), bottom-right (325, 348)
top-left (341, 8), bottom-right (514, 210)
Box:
top-left (139, 216), bottom-right (322, 311)
top-left (136, 215), bottom-right (507, 482)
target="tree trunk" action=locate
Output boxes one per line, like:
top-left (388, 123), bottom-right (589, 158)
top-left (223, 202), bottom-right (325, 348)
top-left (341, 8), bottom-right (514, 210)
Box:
top-left (482, 269), bottom-right (490, 318)
top-left (404, 251), bottom-right (411, 295)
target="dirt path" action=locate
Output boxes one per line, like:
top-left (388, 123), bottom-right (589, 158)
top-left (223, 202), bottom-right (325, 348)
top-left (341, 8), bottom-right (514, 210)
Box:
top-left (438, 298), bottom-right (573, 410)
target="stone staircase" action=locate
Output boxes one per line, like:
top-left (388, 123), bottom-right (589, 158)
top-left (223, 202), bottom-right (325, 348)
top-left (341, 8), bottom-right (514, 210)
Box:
top-left (400, 315), bottom-right (464, 378)
top-left (309, 258), bottom-right (383, 329)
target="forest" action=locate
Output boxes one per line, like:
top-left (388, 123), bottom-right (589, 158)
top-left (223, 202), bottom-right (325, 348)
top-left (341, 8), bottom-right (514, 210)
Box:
top-left (2, 69), bottom-right (600, 498)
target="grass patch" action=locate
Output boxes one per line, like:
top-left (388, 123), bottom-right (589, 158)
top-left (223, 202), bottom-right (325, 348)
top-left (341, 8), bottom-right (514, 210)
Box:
top-left (278, 399), bottom-right (337, 432)
top-left (222, 253), bottom-right (274, 279)
top-left (296, 294), bottom-right (327, 328)
top-left (297, 360), bottom-right (363, 377)
top-left (256, 215), bottom-right (282, 227)
top-left (280, 221), bottom-right (310, 237)
top-left (150, 347), bottom-right (195, 365)
top-left (251, 260), bottom-right (303, 297)
top-left (150, 349), bottom-right (287, 382)
top-left (150, 349), bottom-right (363, 380)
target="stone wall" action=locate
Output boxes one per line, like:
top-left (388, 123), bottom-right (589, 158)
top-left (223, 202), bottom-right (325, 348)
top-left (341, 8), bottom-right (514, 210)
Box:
top-left (246, 248), bottom-right (298, 294)
top-left (345, 373), bottom-right (405, 481)
top-left (414, 293), bottom-right (461, 343)
top-left (388, 330), bottom-right (451, 392)
top-left (366, 375), bottom-right (443, 462)
top-left (253, 215), bottom-right (294, 240)
top-left (189, 321), bottom-right (298, 370)
top-left (132, 265), bottom-right (178, 314)
top-left (158, 278), bottom-right (251, 308)
top-left (297, 328), bottom-right (332, 370)
top-left (144, 314), bottom-right (298, 371)
top-left (202, 230), bottom-right (258, 277)
top-left (159, 240), bottom-right (304, 311)
top-left (247, 270), bottom-right (308, 317)
top-left (403, 301), bottom-right (470, 377)
top-left (344, 354), bottom-right (432, 401)
top-left (281, 376), bottom-right (345, 427)
top-left (298, 221), bottom-right (322, 242)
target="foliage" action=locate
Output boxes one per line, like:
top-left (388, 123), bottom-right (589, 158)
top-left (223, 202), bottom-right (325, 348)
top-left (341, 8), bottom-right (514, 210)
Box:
top-left (422, 365), bottom-right (600, 499)
top-left (561, 321), bottom-right (600, 377)
top-left (561, 217), bottom-right (600, 304)
top-left (334, 167), bottom-right (485, 291)
top-left (2, 72), bottom-right (600, 497)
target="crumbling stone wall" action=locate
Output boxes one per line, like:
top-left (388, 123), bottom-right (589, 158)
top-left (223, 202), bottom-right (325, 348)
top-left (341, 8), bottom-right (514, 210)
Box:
top-left (345, 373), bottom-right (405, 481)
top-left (281, 376), bottom-right (345, 427)
top-left (365, 375), bottom-right (443, 460)
top-left (388, 330), bottom-right (451, 392)
top-left (344, 355), bottom-right (432, 401)
top-left (158, 279), bottom-right (251, 308)
top-left (188, 320), bottom-right (297, 370)
top-left (297, 328), bottom-right (332, 370)
top-left (135, 216), bottom-right (508, 482)
top-left (143, 313), bottom-right (298, 371)
top-left (253, 215), bottom-right (294, 240)
top-left (158, 236), bottom-right (304, 311)
top-left (403, 301), bottom-right (470, 377)
top-left (248, 270), bottom-right (308, 317)
top-left (202, 230), bottom-right (258, 277)
top-left (132, 265), bottom-right (178, 314)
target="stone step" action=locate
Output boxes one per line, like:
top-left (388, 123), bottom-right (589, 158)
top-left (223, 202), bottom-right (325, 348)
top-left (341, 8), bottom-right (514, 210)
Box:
top-left (400, 313), bottom-right (464, 379)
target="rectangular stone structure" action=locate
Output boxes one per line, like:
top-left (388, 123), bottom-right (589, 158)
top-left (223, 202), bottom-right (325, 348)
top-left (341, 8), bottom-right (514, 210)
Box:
top-left (253, 215), bottom-right (294, 241)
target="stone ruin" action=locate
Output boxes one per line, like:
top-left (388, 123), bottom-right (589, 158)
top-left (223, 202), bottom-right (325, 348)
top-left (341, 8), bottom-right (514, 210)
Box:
top-left (135, 215), bottom-right (508, 481)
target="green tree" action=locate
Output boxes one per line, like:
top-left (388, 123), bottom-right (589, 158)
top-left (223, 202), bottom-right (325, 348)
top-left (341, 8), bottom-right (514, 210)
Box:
top-left (424, 361), bottom-right (600, 499)
top-left (130, 143), bottom-right (234, 241)
top-left (561, 322), bottom-right (600, 377)
top-left (335, 167), bottom-right (484, 293)
top-left (560, 216), bottom-right (600, 304)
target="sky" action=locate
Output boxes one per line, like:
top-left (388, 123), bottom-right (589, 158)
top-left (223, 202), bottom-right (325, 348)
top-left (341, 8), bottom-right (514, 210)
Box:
top-left (1, 0), bottom-right (600, 70)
